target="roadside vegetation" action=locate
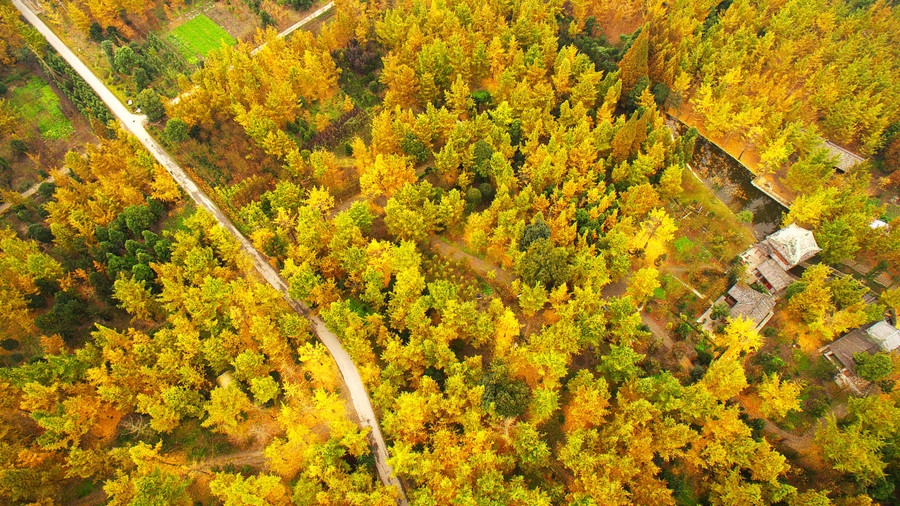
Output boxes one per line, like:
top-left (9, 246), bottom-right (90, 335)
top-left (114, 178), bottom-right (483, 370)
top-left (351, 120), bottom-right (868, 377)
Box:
top-left (1, 0), bottom-right (900, 504)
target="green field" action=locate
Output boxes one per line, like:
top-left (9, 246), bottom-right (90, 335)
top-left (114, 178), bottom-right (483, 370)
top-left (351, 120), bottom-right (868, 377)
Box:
top-left (167, 15), bottom-right (236, 63)
top-left (9, 78), bottom-right (73, 140)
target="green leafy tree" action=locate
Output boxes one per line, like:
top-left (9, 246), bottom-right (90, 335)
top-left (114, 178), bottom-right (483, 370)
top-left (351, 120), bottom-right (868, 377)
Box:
top-left (210, 473), bottom-right (290, 506)
top-left (122, 204), bottom-right (156, 237)
top-left (250, 376), bottom-right (279, 405)
top-left (399, 133), bottom-right (429, 163)
top-left (473, 139), bottom-right (493, 175)
top-left (817, 417), bottom-right (886, 486)
top-left (114, 45), bottom-right (137, 74)
top-left (518, 238), bottom-right (569, 288)
top-left (132, 67), bottom-right (149, 91)
top-left (27, 224), bottom-right (53, 243)
top-left (101, 40), bottom-right (115, 67)
top-left (756, 373), bottom-right (802, 420)
top-left (817, 217), bottom-right (860, 264)
top-left (465, 187), bottom-right (482, 207)
top-left (598, 344), bottom-right (643, 384)
top-left (89, 22), bottom-right (104, 42)
top-left (855, 352), bottom-right (893, 382)
top-left (164, 118), bottom-right (189, 143)
top-left (482, 365), bottom-right (531, 418)
top-left (203, 384), bottom-right (251, 435)
top-left (519, 217), bottom-right (551, 251)
top-left (137, 89), bottom-right (165, 122)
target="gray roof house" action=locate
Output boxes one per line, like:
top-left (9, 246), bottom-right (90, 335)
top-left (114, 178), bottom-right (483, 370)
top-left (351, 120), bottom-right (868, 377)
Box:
top-left (820, 321), bottom-right (900, 394)
top-left (725, 283), bottom-right (777, 331)
top-left (819, 139), bottom-right (866, 173)
top-left (755, 258), bottom-right (795, 293)
top-left (765, 224), bottom-right (822, 270)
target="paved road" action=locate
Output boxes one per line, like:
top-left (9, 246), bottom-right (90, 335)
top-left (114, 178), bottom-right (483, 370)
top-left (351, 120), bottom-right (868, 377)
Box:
top-left (11, 1), bottom-right (407, 503)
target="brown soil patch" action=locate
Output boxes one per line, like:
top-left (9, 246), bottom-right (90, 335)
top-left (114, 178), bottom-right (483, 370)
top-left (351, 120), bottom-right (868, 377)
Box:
top-left (597, 15), bottom-right (643, 43)
top-left (201, 2), bottom-right (261, 44)
top-left (89, 406), bottom-right (125, 448)
top-left (228, 406), bottom-right (283, 450)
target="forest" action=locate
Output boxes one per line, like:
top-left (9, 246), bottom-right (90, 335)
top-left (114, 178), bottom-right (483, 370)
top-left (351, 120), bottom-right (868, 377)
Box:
top-left (1, 0), bottom-right (900, 504)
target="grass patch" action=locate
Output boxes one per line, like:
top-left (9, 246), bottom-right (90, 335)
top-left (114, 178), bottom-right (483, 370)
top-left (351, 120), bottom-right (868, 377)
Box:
top-left (8, 78), bottom-right (73, 140)
top-left (167, 15), bottom-right (236, 64)
top-left (883, 204), bottom-right (900, 222)
top-left (672, 237), bottom-right (695, 255)
top-left (160, 199), bottom-right (196, 233)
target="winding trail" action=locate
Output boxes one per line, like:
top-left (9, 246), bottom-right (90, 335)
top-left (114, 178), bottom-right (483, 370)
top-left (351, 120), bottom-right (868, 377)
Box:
top-left (429, 236), bottom-right (516, 285)
top-left (11, 1), bottom-right (407, 503)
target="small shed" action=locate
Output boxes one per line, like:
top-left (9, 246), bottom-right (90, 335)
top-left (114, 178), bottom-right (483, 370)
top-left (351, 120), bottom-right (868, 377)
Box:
top-left (819, 139), bottom-right (866, 173)
top-left (870, 219), bottom-right (889, 230)
top-left (867, 321), bottom-right (900, 352)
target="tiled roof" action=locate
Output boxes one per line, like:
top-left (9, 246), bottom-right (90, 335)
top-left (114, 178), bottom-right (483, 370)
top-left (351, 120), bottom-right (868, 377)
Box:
top-left (727, 283), bottom-right (776, 329)
top-left (825, 328), bottom-right (880, 371)
top-left (766, 224), bottom-right (821, 268)
top-left (867, 321), bottom-right (900, 352)
top-left (756, 258), bottom-right (794, 292)
top-left (819, 139), bottom-right (866, 172)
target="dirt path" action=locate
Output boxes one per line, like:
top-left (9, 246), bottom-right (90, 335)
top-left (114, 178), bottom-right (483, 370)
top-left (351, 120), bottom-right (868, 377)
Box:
top-left (14, 3), bottom-right (407, 503)
top-left (429, 236), bottom-right (516, 286)
top-left (0, 168), bottom-right (69, 214)
top-left (190, 449), bottom-right (267, 472)
top-left (329, 191), bottom-right (366, 218)
top-left (758, 400), bottom-right (847, 473)
top-left (640, 312), bottom-right (674, 350)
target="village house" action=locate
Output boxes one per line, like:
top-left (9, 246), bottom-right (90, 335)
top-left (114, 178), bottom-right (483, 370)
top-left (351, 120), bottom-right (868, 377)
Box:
top-left (820, 320), bottom-right (900, 395)
top-left (818, 138), bottom-right (866, 173)
top-left (699, 225), bottom-right (822, 335)
top-left (723, 283), bottom-right (777, 331)
top-left (697, 282), bottom-right (777, 334)
top-left (740, 223), bottom-right (821, 293)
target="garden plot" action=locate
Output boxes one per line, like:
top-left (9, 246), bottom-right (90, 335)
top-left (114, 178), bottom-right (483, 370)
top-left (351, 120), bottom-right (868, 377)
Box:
top-left (8, 77), bottom-right (73, 140)
top-left (167, 14), bottom-right (236, 63)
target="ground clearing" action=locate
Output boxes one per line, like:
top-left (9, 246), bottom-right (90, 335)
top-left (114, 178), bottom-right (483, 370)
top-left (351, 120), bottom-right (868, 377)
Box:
top-left (167, 14), bottom-right (236, 63)
top-left (8, 77), bottom-right (73, 140)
